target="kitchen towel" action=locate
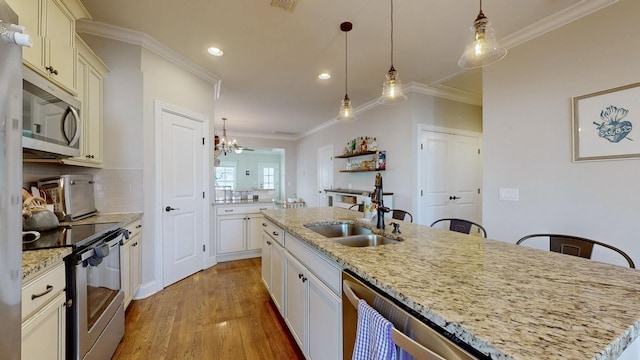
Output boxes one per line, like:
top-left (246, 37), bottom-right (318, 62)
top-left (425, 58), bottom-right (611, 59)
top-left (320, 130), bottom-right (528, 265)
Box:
top-left (374, 296), bottom-right (414, 360)
top-left (352, 299), bottom-right (397, 360)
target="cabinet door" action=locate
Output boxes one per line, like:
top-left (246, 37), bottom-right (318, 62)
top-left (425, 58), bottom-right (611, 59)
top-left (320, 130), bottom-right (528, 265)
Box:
top-left (308, 272), bottom-right (342, 360)
top-left (217, 215), bottom-right (246, 254)
top-left (21, 291), bottom-right (66, 360)
top-left (261, 233), bottom-right (272, 291)
top-left (44, 0), bottom-right (75, 92)
top-left (6, 0), bottom-right (44, 73)
top-left (120, 240), bottom-right (132, 307)
top-left (84, 66), bottom-right (103, 163)
top-left (246, 215), bottom-right (264, 251)
top-left (285, 252), bottom-right (307, 353)
top-left (271, 241), bottom-right (285, 315)
top-left (130, 236), bottom-right (142, 301)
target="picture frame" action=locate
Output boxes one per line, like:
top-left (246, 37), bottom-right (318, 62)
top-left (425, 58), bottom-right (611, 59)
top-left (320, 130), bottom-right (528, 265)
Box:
top-left (572, 82), bottom-right (640, 161)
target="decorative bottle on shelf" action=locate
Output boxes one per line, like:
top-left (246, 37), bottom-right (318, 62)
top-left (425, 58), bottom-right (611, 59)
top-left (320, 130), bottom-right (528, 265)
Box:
top-left (360, 137), bottom-right (367, 152)
top-left (370, 137), bottom-right (378, 151)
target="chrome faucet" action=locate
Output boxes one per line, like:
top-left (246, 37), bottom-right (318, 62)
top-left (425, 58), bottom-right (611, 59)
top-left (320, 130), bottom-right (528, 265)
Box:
top-left (371, 173), bottom-right (390, 229)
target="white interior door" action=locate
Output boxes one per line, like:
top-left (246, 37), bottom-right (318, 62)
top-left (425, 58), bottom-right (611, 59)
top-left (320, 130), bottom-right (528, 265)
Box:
top-left (419, 130), bottom-right (481, 226)
top-left (317, 145), bottom-right (334, 207)
top-left (160, 106), bottom-right (206, 287)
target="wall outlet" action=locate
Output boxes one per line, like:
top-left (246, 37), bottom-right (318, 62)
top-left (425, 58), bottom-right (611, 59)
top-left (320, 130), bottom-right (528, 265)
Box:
top-left (499, 188), bottom-right (519, 201)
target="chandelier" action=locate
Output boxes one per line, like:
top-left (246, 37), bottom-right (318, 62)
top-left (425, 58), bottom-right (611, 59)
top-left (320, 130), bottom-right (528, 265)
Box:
top-left (214, 118), bottom-right (243, 156)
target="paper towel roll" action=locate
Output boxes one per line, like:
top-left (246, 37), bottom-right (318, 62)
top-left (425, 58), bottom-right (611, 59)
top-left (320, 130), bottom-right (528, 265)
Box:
top-left (0, 22), bottom-right (32, 47)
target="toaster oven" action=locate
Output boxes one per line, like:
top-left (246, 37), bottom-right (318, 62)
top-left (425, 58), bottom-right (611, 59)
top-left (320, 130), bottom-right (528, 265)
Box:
top-left (37, 175), bottom-right (98, 221)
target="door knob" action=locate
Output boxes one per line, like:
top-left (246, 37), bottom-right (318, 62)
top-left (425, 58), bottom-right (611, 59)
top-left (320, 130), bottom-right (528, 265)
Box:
top-left (449, 196), bottom-right (461, 200)
top-left (165, 206), bottom-right (180, 212)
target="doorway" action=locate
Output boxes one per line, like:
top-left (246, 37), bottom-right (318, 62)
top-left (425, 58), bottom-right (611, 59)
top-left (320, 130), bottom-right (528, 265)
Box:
top-left (317, 145), bottom-right (334, 207)
top-left (418, 128), bottom-right (482, 226)
top-left (157, 101), bottom-right (209, 288)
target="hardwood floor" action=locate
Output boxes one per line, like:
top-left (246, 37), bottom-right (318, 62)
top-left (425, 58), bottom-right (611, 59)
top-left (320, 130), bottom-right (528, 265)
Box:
top-left (112, 258), bottom-right (305, 360)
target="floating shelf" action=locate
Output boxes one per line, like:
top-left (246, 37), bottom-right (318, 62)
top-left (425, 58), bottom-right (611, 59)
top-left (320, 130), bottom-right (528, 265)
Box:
top-left (334, 150), bottom-right (378, 159)
top-left (339, 168), bottom-right (384, 173)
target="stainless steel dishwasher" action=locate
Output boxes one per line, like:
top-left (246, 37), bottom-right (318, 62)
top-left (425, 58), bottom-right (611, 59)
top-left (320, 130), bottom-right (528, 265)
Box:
top-left (342, 270), bottom-right (488, 360)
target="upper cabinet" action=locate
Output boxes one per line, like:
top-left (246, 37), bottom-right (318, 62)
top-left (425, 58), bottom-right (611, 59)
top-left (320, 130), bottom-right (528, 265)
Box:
top-left (63, 36), bottom-right (108, 167)
top-left (7, 0), bottom-right (89, 95)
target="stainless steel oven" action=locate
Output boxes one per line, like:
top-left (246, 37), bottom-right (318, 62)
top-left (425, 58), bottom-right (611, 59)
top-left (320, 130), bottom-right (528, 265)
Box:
top-left (67, 228), bottom-right (126, 360)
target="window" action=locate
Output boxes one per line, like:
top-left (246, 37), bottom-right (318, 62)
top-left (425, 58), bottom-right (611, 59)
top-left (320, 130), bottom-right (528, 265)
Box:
top-left (215, 162), bottom-right (236, 190)
top-left (262, 167), bottom-right (275, 190)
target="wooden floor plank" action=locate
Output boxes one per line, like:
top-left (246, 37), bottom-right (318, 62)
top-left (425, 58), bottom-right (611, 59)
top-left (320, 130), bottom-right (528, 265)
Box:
top-left (112, 258), bottom-right (305, 360)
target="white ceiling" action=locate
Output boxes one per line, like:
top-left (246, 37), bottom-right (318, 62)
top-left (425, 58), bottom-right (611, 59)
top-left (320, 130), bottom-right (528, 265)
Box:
top-left (77, 0), bottom-right (610, 137)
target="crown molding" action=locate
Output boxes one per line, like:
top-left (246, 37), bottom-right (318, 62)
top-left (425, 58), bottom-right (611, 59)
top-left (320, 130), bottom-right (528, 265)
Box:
top-left (229, 131), bottom-right (298, 141)
top-left (501, 0), bottom-right (620, 49)
top-left (406, 82), bottom-right (482, 106)
top-left (76, 19), bottom-right (222, 95)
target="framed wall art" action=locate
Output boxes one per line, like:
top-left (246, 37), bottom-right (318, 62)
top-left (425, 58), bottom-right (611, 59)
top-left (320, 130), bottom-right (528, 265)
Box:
top-left (572, 82), bottom-right (640, 161)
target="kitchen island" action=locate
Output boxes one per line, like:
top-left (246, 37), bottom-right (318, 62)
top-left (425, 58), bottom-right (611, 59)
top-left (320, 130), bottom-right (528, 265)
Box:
top-left (262, 207), bottom-right (640, 360)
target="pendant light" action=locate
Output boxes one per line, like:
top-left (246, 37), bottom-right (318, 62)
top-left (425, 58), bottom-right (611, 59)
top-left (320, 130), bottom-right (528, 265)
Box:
top-left (337, 21), bottom-right (356, 121)
top-left (214, 118), bottom-right (243, 156)
top-left (379, 0), bottom-right (406, 105)
top-left (458, 0), bottom-right (507, 69)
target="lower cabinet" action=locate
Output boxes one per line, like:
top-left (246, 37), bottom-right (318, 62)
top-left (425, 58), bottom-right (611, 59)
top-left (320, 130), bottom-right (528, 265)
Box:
top-left (21, 262), bottom-right (66, 360)
top-left (216, 204), bottom-right (273, 262)
top-left (121, 218), bottom-right (142, 309)
top-left (283, 234), bottom-right (342, 360)
top-left (261, 219), bottom-right (285, 314)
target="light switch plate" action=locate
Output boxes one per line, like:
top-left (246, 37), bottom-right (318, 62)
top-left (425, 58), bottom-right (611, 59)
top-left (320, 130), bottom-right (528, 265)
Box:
top-left (499, 188), bottom-right (519, 201)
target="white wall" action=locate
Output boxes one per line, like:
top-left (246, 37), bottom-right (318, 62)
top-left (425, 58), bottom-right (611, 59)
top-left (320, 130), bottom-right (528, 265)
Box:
top-left (296, 92), bottom-right (481, 218)
top-left (482, 0), bottom-right (640, 266)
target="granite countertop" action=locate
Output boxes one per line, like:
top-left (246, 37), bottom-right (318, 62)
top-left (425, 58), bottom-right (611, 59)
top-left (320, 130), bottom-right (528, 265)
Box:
top-left (324, 188), bottom-right (394, 195)
top-left (22, 248), bottom-right (71, 283)
top-left (213, 199), bottom-right (274, 206)
top-left (22, 212), bottom-right (143, 284)
top-left (60, 212), bottom-right (143, 226)
top-left (262, 207), bottom-right (640, 360)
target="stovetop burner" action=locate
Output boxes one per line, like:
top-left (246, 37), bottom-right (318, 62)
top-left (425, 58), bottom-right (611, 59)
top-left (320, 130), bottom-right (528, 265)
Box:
top-left (22, 222), bottom-right (122, 251)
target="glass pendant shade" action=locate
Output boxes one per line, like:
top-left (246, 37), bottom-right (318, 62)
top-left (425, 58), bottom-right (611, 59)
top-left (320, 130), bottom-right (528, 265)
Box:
top-left (337, 22), bottom-right (356, 121)
top-left (380, 66), bottom-right (406, 104)
top-left (380, 0), bottom-right (406, 105)
top-left (337, 94), bottom-right (356, 121)
top-left (458, 6), bottom-right (506, 69)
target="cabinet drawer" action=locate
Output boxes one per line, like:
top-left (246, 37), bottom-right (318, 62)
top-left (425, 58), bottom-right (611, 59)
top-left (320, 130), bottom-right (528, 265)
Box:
top-left (216, 204), bottom-right (273, 216)
top-left (285, 233), bottom-right (341, 295)
top-left (123, 218), bottom-right (143, 240)
top-left (262, 219), bottom-right (284, 246)
top-left (22, 262), bottom-right (66, 321)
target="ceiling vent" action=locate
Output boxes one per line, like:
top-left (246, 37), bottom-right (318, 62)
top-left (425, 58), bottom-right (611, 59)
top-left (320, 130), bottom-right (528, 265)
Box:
top-left (270, 0), bottom-right (298, 12)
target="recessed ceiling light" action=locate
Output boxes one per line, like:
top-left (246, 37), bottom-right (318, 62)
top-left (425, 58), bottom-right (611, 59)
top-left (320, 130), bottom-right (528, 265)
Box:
top-left (207, 47), bottom-right (224, 56)
top-left (318, 73), bottom-right (331, 80)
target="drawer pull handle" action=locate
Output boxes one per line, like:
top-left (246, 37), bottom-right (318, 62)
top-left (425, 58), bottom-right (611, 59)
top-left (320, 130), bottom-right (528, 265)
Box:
top-left (272, 231), bottom-right (279, 236)
top-left (259, 208), bottom-right (268, 210)
top-left (266, 241), bottom-right (272, 245)
top-left (298, 273), bottom-right (304, 279)
top-left (31, 285), bottom-right (54, 300)
top-left (262, 223), bottom-right (267, 227)
top-left (224, 209), bottom-right (233, 212)
top-left (136, 224), bottom-right (142, 228)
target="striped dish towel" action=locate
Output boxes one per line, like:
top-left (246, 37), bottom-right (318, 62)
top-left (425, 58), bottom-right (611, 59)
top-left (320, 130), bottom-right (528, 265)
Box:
top-left (352, 299), bottom-right (397, 360)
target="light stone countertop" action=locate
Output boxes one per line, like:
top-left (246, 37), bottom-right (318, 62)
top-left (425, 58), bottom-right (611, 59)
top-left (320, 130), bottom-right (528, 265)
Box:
top-left (22, 212), bottom-right (143, 284)
top-left (22, 248), bottom-right (71, 283)
top-left (263, 207), bottom-right (640, 360)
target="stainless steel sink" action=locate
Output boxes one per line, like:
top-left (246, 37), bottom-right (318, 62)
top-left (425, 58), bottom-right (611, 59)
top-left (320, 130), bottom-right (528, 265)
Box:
top-left (305, 223), bottom-right (372, 238)
top-left (334, 234), bottom-right (398, 247)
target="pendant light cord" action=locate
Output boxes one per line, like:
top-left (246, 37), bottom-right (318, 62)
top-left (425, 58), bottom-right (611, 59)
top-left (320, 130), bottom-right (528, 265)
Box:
top-left (390, 0), bottom-right (394, 67)
top-left (345, 30), bottom-right (348, 95)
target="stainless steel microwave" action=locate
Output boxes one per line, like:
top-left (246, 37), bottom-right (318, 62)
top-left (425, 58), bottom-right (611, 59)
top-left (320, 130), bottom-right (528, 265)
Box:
top-left (22, 67), bottom-right (81, 158)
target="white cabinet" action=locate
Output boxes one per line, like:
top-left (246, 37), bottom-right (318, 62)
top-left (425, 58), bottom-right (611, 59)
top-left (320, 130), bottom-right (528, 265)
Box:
top-left (64, 36), bottom-right (108, 167)
top-left (7, 0), bottom-right (81, 94)
top-left (261, 219), bottom-right (285, 314)
top-left (21, 262), bottom-right (67, 360)
top-left (121, 218), bottom-right (142, 309)
top-left (215, 204), bottom-right (273, 262)
top-left (284, 233), bottom-right (342, 360)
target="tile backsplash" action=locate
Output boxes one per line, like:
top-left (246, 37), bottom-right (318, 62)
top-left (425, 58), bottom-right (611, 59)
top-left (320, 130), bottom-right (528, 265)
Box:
top-left (23, 164), bottom-right (143, 214)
